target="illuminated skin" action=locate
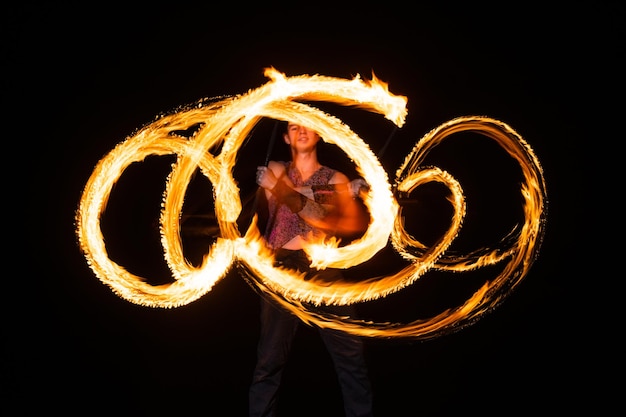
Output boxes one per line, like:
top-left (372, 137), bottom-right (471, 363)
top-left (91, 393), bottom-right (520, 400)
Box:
top-left (256, 122), bottom-right (368, 247)
top-left (75, 68), bottom-right (547, 340)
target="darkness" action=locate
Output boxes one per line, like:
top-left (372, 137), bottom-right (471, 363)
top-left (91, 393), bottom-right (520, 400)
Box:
top-left (7, 3), bottom-right (618, 416)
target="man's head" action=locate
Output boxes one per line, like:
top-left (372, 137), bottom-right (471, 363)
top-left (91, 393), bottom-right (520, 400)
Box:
top-left (283, 122), bottom-right (321, 153)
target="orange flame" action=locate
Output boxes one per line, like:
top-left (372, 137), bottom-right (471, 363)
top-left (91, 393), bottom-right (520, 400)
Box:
top-left (75, 68), bottom-right (547, 340)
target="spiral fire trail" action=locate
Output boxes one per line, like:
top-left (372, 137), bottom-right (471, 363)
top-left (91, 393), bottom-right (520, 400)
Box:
top-left (76, 67), bottom-right (547, 340)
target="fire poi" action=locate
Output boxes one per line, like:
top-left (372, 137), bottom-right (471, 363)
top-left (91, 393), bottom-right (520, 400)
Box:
top-left (75, 68), bottom-right (547, 340)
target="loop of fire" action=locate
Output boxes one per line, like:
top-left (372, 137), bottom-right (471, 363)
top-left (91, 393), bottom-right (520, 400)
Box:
top-left (75, 67), bottom-right (547, 340)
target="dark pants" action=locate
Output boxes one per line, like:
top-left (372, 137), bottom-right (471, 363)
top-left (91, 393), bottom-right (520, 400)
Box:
top-left (249, 250), bottom-right (374, 417)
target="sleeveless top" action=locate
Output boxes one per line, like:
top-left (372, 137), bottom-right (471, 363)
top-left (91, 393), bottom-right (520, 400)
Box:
top-left (265, 161), bottom-right (336, 249)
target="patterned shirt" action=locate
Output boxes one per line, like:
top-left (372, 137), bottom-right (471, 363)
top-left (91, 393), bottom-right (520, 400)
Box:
top-left (265, 161), bottom-right (336, 249)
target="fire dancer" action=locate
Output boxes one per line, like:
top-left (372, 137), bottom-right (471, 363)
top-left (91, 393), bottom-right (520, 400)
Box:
top-left (249, 121), bottom-right (374, 417)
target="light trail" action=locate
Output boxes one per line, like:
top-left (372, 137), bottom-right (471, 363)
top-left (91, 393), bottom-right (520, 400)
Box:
top-left (75, 68), bottom-right (547, 340)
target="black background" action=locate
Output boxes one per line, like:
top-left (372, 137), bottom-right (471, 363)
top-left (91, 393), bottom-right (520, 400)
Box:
top-left (7, 3), bottom-right (619, 416)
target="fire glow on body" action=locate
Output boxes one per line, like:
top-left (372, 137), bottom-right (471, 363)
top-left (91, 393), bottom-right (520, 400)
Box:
top-left (75, 68), bottom-right (547, 340)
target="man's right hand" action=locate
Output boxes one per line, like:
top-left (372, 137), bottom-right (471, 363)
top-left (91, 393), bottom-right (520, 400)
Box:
top-left (256, 166), bottom-right (278, 190)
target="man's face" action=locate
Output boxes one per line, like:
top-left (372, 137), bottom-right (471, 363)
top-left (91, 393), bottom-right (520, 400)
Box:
top-left (284, 123), bottom-right (321, 151)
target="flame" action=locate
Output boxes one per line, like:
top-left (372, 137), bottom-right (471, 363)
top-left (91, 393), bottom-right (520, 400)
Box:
top-left (76, 68), bottom-right (547, 339)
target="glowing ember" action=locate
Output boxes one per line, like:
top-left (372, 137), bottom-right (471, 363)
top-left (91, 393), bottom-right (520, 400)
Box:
top-left (75, 68), bottom-right (547, 340)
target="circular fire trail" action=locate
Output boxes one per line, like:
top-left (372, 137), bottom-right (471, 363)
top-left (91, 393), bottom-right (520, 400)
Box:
top-left (76, 68), bottom-right (547, 340)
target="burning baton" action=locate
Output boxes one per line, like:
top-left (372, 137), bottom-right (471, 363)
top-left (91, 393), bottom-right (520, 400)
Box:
top-left (75, 68), bottom-right (547, 340)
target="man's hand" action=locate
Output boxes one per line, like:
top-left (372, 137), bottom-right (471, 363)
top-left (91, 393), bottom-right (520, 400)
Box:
top-left (256, 166), bottom-right (278, 190)
top-left (349, 178), bottom-right (370, 198)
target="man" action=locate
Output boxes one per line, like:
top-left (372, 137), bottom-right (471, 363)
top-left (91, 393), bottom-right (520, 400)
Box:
top-left (249, 121), bottom-right (374, 417)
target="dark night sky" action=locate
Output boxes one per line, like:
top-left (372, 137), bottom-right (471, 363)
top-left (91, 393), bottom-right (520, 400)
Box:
top-left (7, 3), bottom-right (619, 416)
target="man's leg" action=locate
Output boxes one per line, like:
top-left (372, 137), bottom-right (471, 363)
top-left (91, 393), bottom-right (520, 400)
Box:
top-left (249, 299), bottom-right (299, 417)
top-left (319, 303), bottom-right (374, 417)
